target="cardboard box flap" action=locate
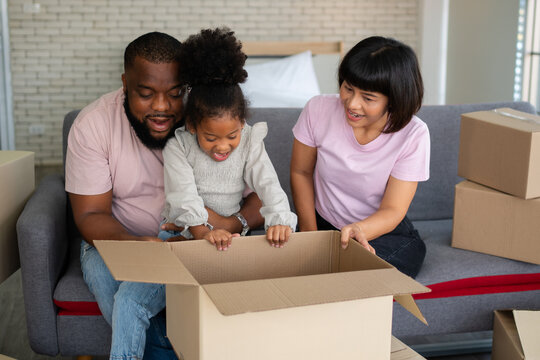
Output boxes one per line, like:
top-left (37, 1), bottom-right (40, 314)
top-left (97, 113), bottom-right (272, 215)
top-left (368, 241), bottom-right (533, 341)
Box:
top-left (464, 108), bottom-right (540, 132)
top-left (203, 267), bottom-right (429, 316)
top-left (94, 240), bottom-right (197, 285)
top-left (394, 294), bottom-right (427, 325)
top-left (513, 310), bottom-right (540, 358)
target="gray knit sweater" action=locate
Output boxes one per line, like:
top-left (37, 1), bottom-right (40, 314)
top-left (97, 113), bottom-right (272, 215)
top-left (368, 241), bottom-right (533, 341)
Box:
top-left (162, 122), bottom-right (297, 237)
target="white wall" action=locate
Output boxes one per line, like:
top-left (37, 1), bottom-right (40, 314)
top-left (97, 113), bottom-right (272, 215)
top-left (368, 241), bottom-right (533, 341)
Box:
top-left (419, 0), bottom-right (448, 105)
top-left (445, 0), bottom-right (520, 104)
top-left (8, 0), bottom-right (421, 165)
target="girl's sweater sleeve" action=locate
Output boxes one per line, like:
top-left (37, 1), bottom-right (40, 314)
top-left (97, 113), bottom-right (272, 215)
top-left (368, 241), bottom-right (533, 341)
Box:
top-left (162, 130), bottom-right (209, 233)
top-left (244, 122), bottom-right (298, 231)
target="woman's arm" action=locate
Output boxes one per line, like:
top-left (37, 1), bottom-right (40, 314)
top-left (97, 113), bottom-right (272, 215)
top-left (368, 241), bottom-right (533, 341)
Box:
top-left (340, 176), bottom-right (418, 249)
top-left (290, 139), bottom-right (318, 231)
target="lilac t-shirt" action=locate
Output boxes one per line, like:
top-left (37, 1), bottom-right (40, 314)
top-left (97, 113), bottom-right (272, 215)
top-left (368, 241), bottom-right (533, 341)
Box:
top-left (65, 88), bottom-right (165, 237)
top-left (292, 94), bottom-right (430, 229)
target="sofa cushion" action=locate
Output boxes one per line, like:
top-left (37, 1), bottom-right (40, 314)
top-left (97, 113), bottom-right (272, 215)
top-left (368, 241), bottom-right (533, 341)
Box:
top-left (53, 236), bottom-right (101, 315)
top-left (413, 219), bottom-right (540, 284)
top-left (390, 219), bottom-right (540, 339)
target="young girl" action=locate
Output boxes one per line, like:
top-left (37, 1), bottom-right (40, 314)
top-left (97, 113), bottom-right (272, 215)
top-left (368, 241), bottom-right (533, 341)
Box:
top-left (160, 27), bottom-right (297, 250)
top-left (291, 36), bottom-right (429, 278)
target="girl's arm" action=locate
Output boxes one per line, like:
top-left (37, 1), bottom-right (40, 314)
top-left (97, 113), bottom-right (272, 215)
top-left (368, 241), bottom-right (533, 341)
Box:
top-left (244, 123), bottom-right (297, 246)
top-left (340, 176), bottom-right (418, 250)
top-left (290, 139), bottom-right (318, 231)
top-left (162, 136), bottom-right (210, 233)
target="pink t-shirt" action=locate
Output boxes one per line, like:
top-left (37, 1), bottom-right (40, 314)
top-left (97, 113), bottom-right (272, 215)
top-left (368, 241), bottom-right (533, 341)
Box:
top-left (65, 88), bottom-right (165, 237)
top-left (292, 94), bottom-right (430, 229)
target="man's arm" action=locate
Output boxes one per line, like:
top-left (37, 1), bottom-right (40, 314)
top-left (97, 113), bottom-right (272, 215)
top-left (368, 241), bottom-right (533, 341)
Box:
top-left (161, 192), bottom-right (264, 235)
top-left (69, 191), bottom-right (160, 246)
top-left (206, 192), bottom-right (264, 233)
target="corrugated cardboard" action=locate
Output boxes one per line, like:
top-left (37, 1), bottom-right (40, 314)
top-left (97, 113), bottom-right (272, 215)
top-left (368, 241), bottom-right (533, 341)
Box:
top-left (492, 310), bottom-right (540, 360)
top-left (95, 231), bottom-right (430, 360)
top-left (458, 108), bottom-right (540, 199)
top-left (452, 180), bottom-right (540, 264)
top-left (391, 336), bottom-right (426, 360)
top-left (0, 151), bottom-right (34, 283)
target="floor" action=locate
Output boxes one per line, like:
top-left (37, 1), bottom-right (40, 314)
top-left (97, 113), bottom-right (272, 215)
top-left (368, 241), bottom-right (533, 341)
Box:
top-left (0, 166), bottom-right (492, 359)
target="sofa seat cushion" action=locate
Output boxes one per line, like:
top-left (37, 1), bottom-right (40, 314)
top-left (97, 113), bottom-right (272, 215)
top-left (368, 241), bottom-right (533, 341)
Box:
top-left (54, 237), bottom-right (102, 316)
top-left (392, 219), bottom-right (540, 338)
top-left (413, 219), bottom-right (540, 285)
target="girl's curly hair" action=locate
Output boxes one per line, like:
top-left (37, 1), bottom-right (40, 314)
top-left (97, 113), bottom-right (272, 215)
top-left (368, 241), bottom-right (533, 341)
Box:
top-left (179, 27), bottom-right (249, 128)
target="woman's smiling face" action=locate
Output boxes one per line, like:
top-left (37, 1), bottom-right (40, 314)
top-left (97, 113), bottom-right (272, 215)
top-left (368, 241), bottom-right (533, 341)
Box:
top-left (339, 80), bottom-right (389, 132)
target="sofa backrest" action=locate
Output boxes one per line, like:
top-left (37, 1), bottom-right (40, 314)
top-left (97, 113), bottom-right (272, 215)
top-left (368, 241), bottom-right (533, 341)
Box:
top-left (63, 101), bottom-right (535, 223)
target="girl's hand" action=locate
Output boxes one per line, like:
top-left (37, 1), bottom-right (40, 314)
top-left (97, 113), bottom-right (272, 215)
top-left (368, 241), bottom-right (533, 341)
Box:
top-left (340, 222), bottom-right (376, 254)
top-left (266, 225), bottom-right (292, 248)
top-left (204, 229), bottom-right (236, 251)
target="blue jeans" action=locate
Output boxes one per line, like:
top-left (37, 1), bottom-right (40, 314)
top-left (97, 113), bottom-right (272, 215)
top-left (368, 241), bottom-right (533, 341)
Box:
top-left (157, 222), bottom-right (182, 241)
top-left (80, 240), bottom-right (178, 360)
top-left (315, 213), bottom-right (426, 278)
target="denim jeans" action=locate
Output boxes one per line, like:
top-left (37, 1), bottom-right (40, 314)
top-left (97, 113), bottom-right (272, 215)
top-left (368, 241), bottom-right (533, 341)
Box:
top-left (80, 240), bottom-right (178, 360)
top-left (315, 213), bottom-right (426, 278)
top-left (157, 222), bottom-right (181, 241)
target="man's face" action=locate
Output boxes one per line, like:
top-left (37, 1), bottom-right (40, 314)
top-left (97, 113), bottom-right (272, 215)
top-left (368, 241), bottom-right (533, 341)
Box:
top-left (122, 56), bottom-right (184, 149)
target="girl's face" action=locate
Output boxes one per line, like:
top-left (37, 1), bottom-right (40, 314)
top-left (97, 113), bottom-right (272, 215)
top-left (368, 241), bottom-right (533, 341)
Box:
top-left (339, 81), bottom-right (389, 132)
top-left (193, 113), bottom-right (244, 162)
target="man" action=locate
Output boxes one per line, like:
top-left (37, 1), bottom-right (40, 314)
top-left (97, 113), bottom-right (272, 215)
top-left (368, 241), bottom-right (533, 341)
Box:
top-left (65, 32), bottom-right (263, 360)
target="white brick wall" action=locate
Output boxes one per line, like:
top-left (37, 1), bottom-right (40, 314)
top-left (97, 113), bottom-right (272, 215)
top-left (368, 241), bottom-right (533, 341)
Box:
top-left (9, 0), bottom-right (419, 165)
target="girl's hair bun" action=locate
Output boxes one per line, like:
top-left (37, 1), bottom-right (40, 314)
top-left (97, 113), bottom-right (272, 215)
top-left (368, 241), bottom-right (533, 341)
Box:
top-left (179, 27), bottom-right (247, 87)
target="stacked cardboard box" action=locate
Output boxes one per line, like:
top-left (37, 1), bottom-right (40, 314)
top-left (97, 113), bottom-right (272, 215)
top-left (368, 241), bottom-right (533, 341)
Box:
top-left (0, 151), bottom-right (34, 283)
top-left (452, 108), bottom-right (540, 264)
top-left (96, 231), bottom-right (429, 360)
top-left (492, 310), bottom-right (540, 360)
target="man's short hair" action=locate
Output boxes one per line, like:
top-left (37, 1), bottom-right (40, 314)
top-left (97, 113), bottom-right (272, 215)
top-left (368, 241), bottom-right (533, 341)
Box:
top-left (124, 32), bottom-right (181, 71)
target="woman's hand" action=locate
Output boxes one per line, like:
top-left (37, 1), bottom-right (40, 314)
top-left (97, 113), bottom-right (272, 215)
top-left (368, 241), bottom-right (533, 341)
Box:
top-left (266, 225), bottom-right (292, 248)
top-left (340, 222), bottom-right (376, 254)
top-left (204, 229), bottom-right (238, 251)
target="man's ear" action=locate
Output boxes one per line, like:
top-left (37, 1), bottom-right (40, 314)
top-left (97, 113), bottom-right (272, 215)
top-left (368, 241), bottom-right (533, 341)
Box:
top-left (121, 73), bottom-right (127, 93)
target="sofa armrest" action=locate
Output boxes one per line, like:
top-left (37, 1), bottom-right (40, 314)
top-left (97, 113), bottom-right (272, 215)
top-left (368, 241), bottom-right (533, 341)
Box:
top-left (16, 173), bottom-right (69, 356)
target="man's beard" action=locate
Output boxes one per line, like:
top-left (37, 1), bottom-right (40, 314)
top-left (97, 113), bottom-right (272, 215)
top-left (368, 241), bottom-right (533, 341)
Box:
top-left (123, 97), bottom-right (182, 150)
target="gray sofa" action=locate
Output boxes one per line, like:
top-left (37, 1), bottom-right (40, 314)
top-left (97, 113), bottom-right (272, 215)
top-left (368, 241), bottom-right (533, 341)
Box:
top-left (17, 102), bottom-right (540, 357)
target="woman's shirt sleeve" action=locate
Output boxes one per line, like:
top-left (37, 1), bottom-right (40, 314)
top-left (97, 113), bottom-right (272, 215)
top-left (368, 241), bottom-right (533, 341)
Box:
top-left (292, 96), bottom-right (319, 148)
top-left (391, 120), bottom-right (431, 182)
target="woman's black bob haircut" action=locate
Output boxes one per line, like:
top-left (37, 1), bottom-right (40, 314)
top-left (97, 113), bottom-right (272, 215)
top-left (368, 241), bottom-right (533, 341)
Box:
top-left (338, 36), bottom-right (423, 133)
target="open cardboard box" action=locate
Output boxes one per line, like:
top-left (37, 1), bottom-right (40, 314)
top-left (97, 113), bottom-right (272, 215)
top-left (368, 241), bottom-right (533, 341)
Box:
top-left (95, 231), bottom-right (430, 360)
top-left (458, 108), bottom-right (540, 199)
top-left (492, 310), bottom-right (540, 360)
top-left (390, 336), bottom-right (426, 360)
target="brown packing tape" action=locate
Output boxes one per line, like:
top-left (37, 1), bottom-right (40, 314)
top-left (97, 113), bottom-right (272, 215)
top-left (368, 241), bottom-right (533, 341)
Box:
top-left (493, 108), bottom-right (540, 125)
